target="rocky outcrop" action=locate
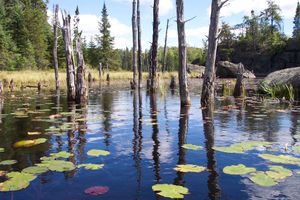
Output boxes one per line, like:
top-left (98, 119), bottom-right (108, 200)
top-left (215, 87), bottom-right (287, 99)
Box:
top-left (263, 67), bottom-right (300, 87)
top-left (216, 61), bottom-right (256, 79)
top-left (187, 64), bottom-right (205, 78)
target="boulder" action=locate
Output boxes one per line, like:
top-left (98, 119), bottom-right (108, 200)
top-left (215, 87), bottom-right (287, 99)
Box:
top-left (187, 64), bottom-right (205, 78)
top-left (263, 67), bottom-right (300, 88)
top-left (216, 61), bottom-right (256, 79)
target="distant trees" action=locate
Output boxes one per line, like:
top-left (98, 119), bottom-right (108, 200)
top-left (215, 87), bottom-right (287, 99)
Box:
top-left (293, 2), bottom-right (300, 38)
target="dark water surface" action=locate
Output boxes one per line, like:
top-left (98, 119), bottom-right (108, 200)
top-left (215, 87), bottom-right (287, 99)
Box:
top-left (0, 86), bottom-right (300, 200)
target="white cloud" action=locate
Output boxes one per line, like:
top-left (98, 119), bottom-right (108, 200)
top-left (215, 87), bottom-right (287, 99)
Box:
top-left (169, 26), bottom-right (208, 39)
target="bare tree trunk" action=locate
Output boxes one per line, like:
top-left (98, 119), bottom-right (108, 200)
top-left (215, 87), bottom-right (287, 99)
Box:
top-left (150, 0), bottom-right (160, 92)
top-left (99, 63), bottom-right (103, 80)
top-left (53, 4), bottom-right (60, 91)
top-left (176, 0), bottom-right (190, 106)
top-left (75, 35), bottom-right (88, 104)
top-left (233, 63), bottom-right (244, 98)
top-left (201, 0), bottom-right (228, 108)
top-left (132, 0), bottom-right (138, 89)
top-left (62, 12), bottom-right (76, 101)
top-left (137, 0), bottom-right (143, 88)
top-left (162, 18), bottom-right (170, 73)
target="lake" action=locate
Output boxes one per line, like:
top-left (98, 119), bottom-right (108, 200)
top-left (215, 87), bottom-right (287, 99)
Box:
top-left (0, 85), bottom-right (300, 200)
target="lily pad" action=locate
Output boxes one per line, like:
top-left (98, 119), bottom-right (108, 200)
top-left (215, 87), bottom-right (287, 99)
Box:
top-left (152, 184), bottom-right (189, 199)
top-left (214, 141), bottom-right (272, 154)
top-left (50, 151), bottom-right (73, 159)
top-left (13, 138), bottom-right (47, 148)
top-left (0, 148), bottom-right (4, 153)
top-left (85, 186), bottom-right (109, 196)
top-left (22, 166), bottom-right (48, 175)
top-left (34, 138), bottom-right (47, 145)
top-left (266, 165), bottom-right (293, 180)
top-left (87, 149), bottom-right (110, 157)
top-left (292, 146), bottom-right (300, 154)
top-left (259, 154), bottom-right (300, 166)
top-left (182, 144), bottom-right (203, 150)
top-left (27, 132), bottom-right (42, 136)
top-left (213, 146), bottom-right (244, 154)
top-left (174, 164), bottom-right (205, 173)
top-left (37, 160), bottom-right (75, 172)
top-left (0, 160), bottom-right (17, 165)
top-left (78, 164), bottom-right (104, 170)
top-left (223, 164), bottom-right (256, 175)
top-left (0, 172), bottom-right (36, 192)
top-left (250, 172), bottom-right (278, 187)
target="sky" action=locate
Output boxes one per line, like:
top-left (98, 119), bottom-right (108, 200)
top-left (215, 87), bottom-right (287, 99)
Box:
top-left (47, 0), bottom-right (299, 49)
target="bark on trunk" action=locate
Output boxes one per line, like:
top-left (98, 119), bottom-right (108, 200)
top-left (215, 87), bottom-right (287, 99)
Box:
top-left (162, 19), bottom-right (170, 73)
top-left (176, 0), bottom-right (190, 106)
top-left (132, 0), bottom-right (138, 89)
top-left (233, 63), bottom-right (244, 98)
top-left (137, 0), bottom-right (143, 88)
top-left (150, 0), bottom-right (160, 92)
top-left (99, 63), bottom-right (103, 80)
top-left (62, 12), bottom-right (76, 101)
top-left (53, 4), bottom-right (59, 91)
top-left (201, 0), bottom-right (227, 108)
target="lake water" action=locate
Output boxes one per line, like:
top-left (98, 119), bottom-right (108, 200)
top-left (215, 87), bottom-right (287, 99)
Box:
top-left (0, 86), bottom-right (300, 200)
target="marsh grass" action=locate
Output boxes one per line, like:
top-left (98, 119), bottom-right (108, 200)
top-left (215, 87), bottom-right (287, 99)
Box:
top-left (260, 82), bottom-right (295, 101)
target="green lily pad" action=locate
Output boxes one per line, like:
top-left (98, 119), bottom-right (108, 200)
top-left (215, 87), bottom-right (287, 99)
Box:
top-left (214, 141), bottom-right (272, 154)
top-left (213, 146), bottom-right (244, 154)
top-left (13, 138), bottom-right (47, 148)
top-left (182, 144), bottom-right (203, 150)
top-left (0, 172), bottom-right (36, 192)
top-left (292, 146), bottom-right (300, 154)
top-left (22, 166), bottom-right (48, 175)
top-left (0, 148), bottom-right (4, 153)
top-left (259, 154), bottom-right (300, 166)
top-left (78, 163), bottom-right (104, 170)
top-left (250, 172), bottom-right (278, 187)
top-left (27, 132), bottom-right (42, 136)
top-left (174, 164), bottom-right (205, 173)
top-left (34, 138), bottom-right (47, 145)
top-left (266, 165), bottom-right (293, 180)
top-left (0, 160), bottom-right (17, 165)
top-left (223, 164), bottom-right (256, 175)
top-left (50, 151), bottom-right (73, 159)
top-left (37, 160), bottom-right (75, 172)
top-left (87, 149), bottom-right (110, 157)
top-left (152, 184), bottom-right (189, 199)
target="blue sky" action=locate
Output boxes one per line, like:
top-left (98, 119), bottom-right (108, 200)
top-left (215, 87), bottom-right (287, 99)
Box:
top-left (47, 0), bottom-right (299, 49)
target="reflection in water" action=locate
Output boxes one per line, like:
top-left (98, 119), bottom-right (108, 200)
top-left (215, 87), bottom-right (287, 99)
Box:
top-left (202, 107), bottom-right (221, 200)
top-left (290, 113), bottom-right (300, 144)
top-left (174, 106), bottom-right (189, 186)
top-left (76, 104), bottom-right (87, 162)
top-left (101, 90), bottom-right (114, 147)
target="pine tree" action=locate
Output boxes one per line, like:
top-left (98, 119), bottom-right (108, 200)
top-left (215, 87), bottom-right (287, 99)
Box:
top-left (97, 3), bottom-right (114, 69)
top-left (293, 2), bottom-right (300, 38)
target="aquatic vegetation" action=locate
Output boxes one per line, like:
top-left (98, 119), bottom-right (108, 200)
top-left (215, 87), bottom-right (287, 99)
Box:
top-left (259, 154), bottom-right (300, 166)
top-left (292, 146), bottom-right (300, 154)
top-left (37, 160), bottom-right (75, 172)
top-left (27, 132), bottom-right (42, 136)
top-left (223, 164), bottom-right (256, 175)
top-left (250, 172), bottom-right (278, 187)
top-left (174, 164), bottom-right (205, 173)
top-left (50, 151), bottom-right (74, 159)
top-left (78, 164), bottom-right (104, 170)
top-left (266, 166), bottom-right (293, 180)
top-left (22, 166), bottom-right (48, 175)
top-left (84, 186), bottom-right (109, 196)
top-left (87, 149), bottom-right (110, 157)
top-left (182, 144), bottom-right (203, 150)
top-left (214, 141), bottom-right (272, 154)
top-left (0, 172), bottom-right (36, 192)
top-left (260, 82), bottom-right (295, 101)
top-left (13, 138), bottom-right (47, 148)
top-left (152, 184), bottom-right (189, 199)
top-left (0, 160), bottom-right (17, 165)
top-left (0, 148), bottom-right (4, 153)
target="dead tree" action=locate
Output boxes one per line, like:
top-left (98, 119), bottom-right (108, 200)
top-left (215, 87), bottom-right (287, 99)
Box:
top-left (176, 0), bottom-right (191, 106)
top-left (132, 0), bottom-right (138, 89)
top-left (137, 0), bottom-right (143, 88)
top-left (53, 4), bottom-right (60, 91)
top-left (99, 63), bottom-right (103, 79)
top-left (162, 18), bottom-right (170, 73)
top-left (233, 63), bottom-right (245, 98)
top-left (150, 0), bottom-right (160, 92)
top-left (201, 0), bottom-right (228, 108)
top-left (62, 11), bottom-right (76, 101)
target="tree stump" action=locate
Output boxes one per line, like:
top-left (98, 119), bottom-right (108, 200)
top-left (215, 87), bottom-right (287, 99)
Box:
top-left (88, 72), bottom-right (92, 83)
top-left (9, 79), bottom-right (14, 92)
top-left (37, 82), bottom-right (41, 93)
top-left (170, 75), bottom-right (176, 89)
top-left (233, 63), bottom-right (245, 98)
top-left (106, 73), bottom-right (110, 82)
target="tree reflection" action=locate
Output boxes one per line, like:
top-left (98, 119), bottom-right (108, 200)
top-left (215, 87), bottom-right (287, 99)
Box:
top-left (101, 90), bottom-right (114, 147)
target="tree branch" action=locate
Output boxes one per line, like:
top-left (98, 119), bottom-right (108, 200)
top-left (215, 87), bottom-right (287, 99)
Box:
top-left (219, 0), bottom-right (229, 10)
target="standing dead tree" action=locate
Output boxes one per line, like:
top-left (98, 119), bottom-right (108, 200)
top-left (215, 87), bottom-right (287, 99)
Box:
top-left (53, 4), bottom-right (60, 91)
top-left (132, 0), bottom-right (138, 90)
top-left (61, 11), bottom-right (76, 101)
top-left (201, 0), bottom-right (228, 108)
top-left (176, 0), bottom-right (191, 106)
top-left (137, 0), bottom-right (143, 88)
top-left (162, 18), bottom-right (170, 73)
top-left (150, 0), bottom-right (160, 92)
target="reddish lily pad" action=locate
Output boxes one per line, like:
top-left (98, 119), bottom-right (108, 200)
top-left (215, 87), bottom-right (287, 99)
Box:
top-left (84, 186), bottom-right (109, 196)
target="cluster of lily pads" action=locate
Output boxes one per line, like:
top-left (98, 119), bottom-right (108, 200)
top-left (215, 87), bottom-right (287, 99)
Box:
top-left (0, 149), bottom-right (110, 192)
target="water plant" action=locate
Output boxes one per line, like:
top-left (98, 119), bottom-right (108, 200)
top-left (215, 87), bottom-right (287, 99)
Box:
top-left (223, 164), bottom-right (256, 175)
top-left (260, 82), bottom-right (295, 101)
top-left (152, 184), bottom-right (189, 199)
top-left (182, 144), bottom-right (203, 150)
top-left (87, 149), bottom-right (110, 157)
top-left (174, 164), bottom-right (206, 173)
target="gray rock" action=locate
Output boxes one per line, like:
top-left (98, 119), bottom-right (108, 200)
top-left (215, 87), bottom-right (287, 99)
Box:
top-left (263, 67), bottom-right (300, 87)
top-left (216, 61), bottom-right (256, 79)
top-left (187, 64), bottom-right (205, 78)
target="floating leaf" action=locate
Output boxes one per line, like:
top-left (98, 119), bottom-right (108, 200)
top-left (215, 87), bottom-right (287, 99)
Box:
top-left (174, 164), bottom-right (205, 173)
top-left (223, 164), bottom-right (256, 175)
top-left (50, 151), bottom-right (73, 159)
top-left (37, 160), bottom-right (75, 172)
top-left (0, 172), bottom-right (36, 192)
top-left (214, 141), bottom-right (272, 154)
top-left (0, 160), bottom-right (17, 165)
top-left (266, 165), bottom-right (293, 180)
top-left (84, 186), bottom-right (109, 196)
top-left (87, 149), bottom-right (110, 157)
top-left (259, 154), bottom-right (300, 166)
top-left (182, 144), bottom-right (202, 150)
top-left (152, 184), bottom-right (189, 199)
top-left (78, 164), bottom-right (104, 170)
top-left (22, 166), bottom-right (48, 175)
top-left (27, 132), bottom-right (42, 136)
top-left (250, 172), bottom-right (278, 187)
top-left (34, 138), bottom-right (47, 145)
top-left (13, 138), bottom-right (47, 148)
top-left (213, 146), bottom-right (244, 154)
top-left (292, 146), bottom-right (300, 154)
top-left (0, 148), bottom-right (4, 153)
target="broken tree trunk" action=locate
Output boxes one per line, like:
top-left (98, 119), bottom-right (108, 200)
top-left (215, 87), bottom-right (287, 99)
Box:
top-left (137, 0), bottom-right (143, 88)
top-left (62, 12), bottom-right (76, 101)
top-left (99, 63), bottom-right (103, 80)
top-left (176, 0), bottom-right (190, 106)
top-left (233, 63), bottom-right (245, 98)
top-left (150, 0), bottom-right (160, 92)
top-left (162, 18), bottom-right (170, 73)
top-left (53, 4), bottom-right (60, 91)
top-left (132, 0), bottom-right (138, 89)
top-left (201, 0), bottom-right (228, 108)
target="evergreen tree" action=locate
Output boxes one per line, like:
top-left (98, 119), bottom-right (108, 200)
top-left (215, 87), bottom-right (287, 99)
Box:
top-left (97, 3), bottom-right (114, 69)
top-left (293, 2), bottom-right (300, 38)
